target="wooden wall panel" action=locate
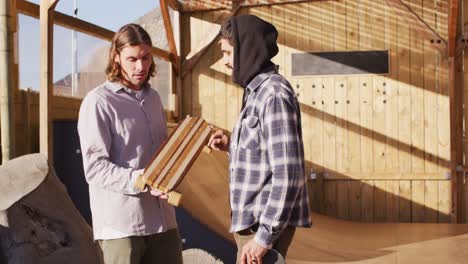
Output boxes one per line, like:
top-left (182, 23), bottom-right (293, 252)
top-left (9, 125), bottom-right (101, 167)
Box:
top-left (183, 0), bottom-right (453, 223)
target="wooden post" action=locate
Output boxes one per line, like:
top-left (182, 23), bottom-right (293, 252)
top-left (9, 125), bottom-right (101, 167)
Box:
top-left (447, 0), bottom-right (463, 223)
top-left (39, 0), bottom-right (59, 160)
top-left (0, 0), bottom-right (15, 162)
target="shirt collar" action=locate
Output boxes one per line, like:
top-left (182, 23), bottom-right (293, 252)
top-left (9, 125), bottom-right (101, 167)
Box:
top-left (245, 65), bottom-right (278, 93)
top-left (107, 81), bottom-right (150, 94)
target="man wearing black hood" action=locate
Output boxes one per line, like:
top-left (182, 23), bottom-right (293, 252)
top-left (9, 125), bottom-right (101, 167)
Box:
top-left (209, 14), bottom-right (311, 264)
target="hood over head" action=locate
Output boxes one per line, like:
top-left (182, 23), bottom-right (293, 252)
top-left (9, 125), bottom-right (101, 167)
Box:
top-left (230, 15), bottom-right (279, 88)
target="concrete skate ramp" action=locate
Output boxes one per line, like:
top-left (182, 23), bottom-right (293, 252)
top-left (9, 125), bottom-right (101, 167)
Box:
top-left (178, 150), bottom-right (468, 263)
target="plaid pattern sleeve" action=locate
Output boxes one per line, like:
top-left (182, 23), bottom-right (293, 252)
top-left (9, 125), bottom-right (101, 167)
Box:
top-left (229, 72), bottom-right (311, 248)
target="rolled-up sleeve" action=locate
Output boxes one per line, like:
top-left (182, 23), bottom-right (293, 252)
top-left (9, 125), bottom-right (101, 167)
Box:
top-left (78, 94), bottom-right (143, 195)
top-left (255, 92), bottom-right (303, 247)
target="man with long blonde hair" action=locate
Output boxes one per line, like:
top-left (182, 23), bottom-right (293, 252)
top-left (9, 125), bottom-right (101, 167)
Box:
top-left (78, 23), bottom-right (183, 264)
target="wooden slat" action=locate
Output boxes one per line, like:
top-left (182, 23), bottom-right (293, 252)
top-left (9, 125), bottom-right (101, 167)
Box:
top-left (160, 0), bottom-right (179, 73)
top-left (190, 13), bottom-right (203, 116)
top-left (181, 13), bottom-right (192, 116)
top-left (155, 118), bottom-right (204, 187)
top-left (438, 180), bottom-right (451, 223)
top-left (385, 180), bottom-right (399, 222)
top-left (448, 0), bottom-right (459, 57)
top-left (397, 0), bottom-right (412, 174)
top-left (374, 180), bottom-right (387, 222)
top-left (423, 0), bottom-right (439, 174)
top-left (334, 1), bottom-right (348, 174)
top-left (17, 0), bottom-right (171, 62)
top-left (199, 11), bottom-right (215, 123)
top-left (321, 1), bottom-right (335, 175)
top-left (358, 0), bottom-right (373, 175)
top-left (399, 180), bottom-right (412, 222)
top-left (409, 0), bottom-right (425, 174)
top-left (39, 0), bottom-right (58, 159)
top-left (337, 181), bottom-right (349, 220)
top-left (165, 123), bottom-right (211, 190)
top-left (424, 180), bottom-right (438, 222)
top-left (349, 180), bottom-right (361, 221)
top-left (144, 117), bottom-right (194, 184)
top-left (177, 0), bottom-right (319, 12)
top-left (411, 180), bottom-right (425, 222)
top-left (346, 0), bottom-right (360, 174)
top-left (324, 181), bottom-right (337, 217)
top-left (361, 180), bottom-right (374, 222)
top-left (271, 5), bottom-right (285, 75)
top-left (385, 0), bottom-right (399, 174)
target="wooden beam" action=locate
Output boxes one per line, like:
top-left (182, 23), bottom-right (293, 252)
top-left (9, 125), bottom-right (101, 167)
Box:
top-left (177, 0), bottom-right (317, 12)
top-left (385, 0), bottom-right (447, 56)
top-left (181, 7), bottom-right (240, 77)
top-left (17, 0), bottom-right (172, 62)
top-left (39, 0), bottom-right (59, 160)
top-left (448, 0), bottom-right (459, 57)
top-left (160, 0), bottom-right (180, 73)
top-left (166, 0), bottom-right (181, 11)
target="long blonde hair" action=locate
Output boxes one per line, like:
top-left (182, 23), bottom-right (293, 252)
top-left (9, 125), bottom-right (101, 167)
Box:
top-left (105, 23), bottom-right (156, 84)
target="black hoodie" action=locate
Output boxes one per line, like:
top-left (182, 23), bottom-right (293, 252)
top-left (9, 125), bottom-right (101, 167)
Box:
top-left (230, 15), bottom-right (279, 88)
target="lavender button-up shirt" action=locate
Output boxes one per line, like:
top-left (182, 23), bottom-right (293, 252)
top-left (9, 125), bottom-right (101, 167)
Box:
top-left (78, 81), bottom-right (177, 240)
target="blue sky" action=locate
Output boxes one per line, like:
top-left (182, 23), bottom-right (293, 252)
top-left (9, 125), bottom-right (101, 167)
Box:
top-left (20, 0), bottom-right (159, 91)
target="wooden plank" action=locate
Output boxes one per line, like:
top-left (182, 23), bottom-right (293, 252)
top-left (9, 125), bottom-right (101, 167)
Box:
top-left (412, 180), bottom-right (425, 222)
top-left (305, 171), bottom-right (448, 180)
top-left (358, 0), bottom-right (373, 174)
top-left (160, 0), bottom-right (179, 73)
top-left (155, 118), bottom-right (203, 187)
top-left (39, 0), bottom-right (58, 159)
top-left (334, 1), bottom-right (347, 174)
top-left (361, 180), bottom-right (374, 222)
top-left (323, 77), bottom-right (336, 173)
top-left (321, 1), bottom-right (335, 176)
top-left (345, 0), bottom-right (360, 173)
top-left (371, 1), bottom-right (386, 175)
top-left (271, 5), bottom-right (285, 75)
top-left (336, 181), bottom-right (349, 220)
top-left (448, 0), bottom-right (459, 57)
top-left (324, 181), bottom-right (337, 217)
top-left (399, 180), bottom-right (412, 222)
top-left (385, 180), bottom-right (400, 222)
top-left (384, 1), bottom-right (399, 173)
top-left (25, 89), bottom-right (31, 153)
top-left (190, 13), bottom-right (203, 116)
top-left (335, 77), bottom-right (348, 174)
top-left (181, 13), bottom-right (192, 116)
top-left (165, 124), bottom-right (211, 190)
top-left (423, 0), bottom-right (439, 174)
top-left (177, 0), bottom-right (319, 12)
top-left (309, 2), bottom-right (324, 174)
top-left (424, 180), bottom-right (438, 222)
top-left (349, 180), bottom-right (361, 221)
top-left (373, 77), bottom-right (386, 173)
top-left (438, 180), bottom-right (451, 223)
top-left (283, 4), bottom-right (295, 80)
top-left (374, 180), bottom-right (387, 222)
top-left (17, 0), bottom-right (171, 62)
top-left (409, 0), bottom-right (425, 174)
top-left (360, 76), bottom-right (373, 173)
top-left (397, 1), bottom-right (412, 174)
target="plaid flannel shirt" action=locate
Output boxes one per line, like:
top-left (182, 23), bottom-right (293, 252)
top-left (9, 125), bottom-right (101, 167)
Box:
top-left (229, 69), bottom-right (311, 248)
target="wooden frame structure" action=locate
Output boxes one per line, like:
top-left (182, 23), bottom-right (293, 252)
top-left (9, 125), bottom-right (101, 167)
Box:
top-left (3, 0), bottom-right (465, 223)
